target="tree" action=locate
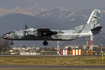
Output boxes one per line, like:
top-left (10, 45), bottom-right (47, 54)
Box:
top-left (0, 37), bottom-right (11, 52)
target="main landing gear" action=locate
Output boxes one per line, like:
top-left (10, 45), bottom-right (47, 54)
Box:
top-left (10, 41), bottom-right (14, 45)
top-left (43, 36), bottom-right (48, 46)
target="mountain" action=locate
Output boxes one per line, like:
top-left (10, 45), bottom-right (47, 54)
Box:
top-left (0, 5), bottom-right (48, 17)
top-left (36, 7), bottom-right (73, 21)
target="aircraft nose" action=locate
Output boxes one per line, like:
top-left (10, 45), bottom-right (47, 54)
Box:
top-left (2, 34), bottom-right (6, 39)
top-left (2, 34), bottom-right (9, 39)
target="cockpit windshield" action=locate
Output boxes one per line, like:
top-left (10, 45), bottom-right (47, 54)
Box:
top-left (6, 31), bottom-right (13, 34)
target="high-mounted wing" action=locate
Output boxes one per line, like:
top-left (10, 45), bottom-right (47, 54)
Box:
top-left (38, 28), bottom-right (58, 36)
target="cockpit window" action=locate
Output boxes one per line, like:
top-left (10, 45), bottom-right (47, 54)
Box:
top-left (6, 31), bottom-right (13, 34)
top-left (7, 31), bottom-right (12, 34)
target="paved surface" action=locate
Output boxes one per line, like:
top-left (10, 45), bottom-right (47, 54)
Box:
top-left (1, 68), bottom-right (105, 70)
top-left (0, 65), bottom-right (105, 68)
top-left (0, 65), bottom-right (105, 70)
top-left (0, 55), bottom-right (105, 57)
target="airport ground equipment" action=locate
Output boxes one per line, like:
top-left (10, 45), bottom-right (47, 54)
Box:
top-left (86, 35), bottom-right (94, 55)
top-left (57, 41), bottom-right (60, 55)
top-left (71, 49), bottom-right (83, 55)
top-left (101, 51), bottom-right (104, 60)
top-left (64, 61), bottom-right (66, 66)
top-left (62, 49), bottom-right (68, 55)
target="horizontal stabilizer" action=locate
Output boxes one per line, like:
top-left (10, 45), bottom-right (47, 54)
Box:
top-left (91, 26), bottom-right (102, 35)
top-left (91, 26), bottom-right (102, 31)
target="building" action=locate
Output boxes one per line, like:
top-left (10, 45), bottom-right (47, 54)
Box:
top-left (83, 45), bottom-right (98, 50)
top-left (12, 46), bottom-right (40, 52)
top-left (64, 45), bottom-right (79, 49)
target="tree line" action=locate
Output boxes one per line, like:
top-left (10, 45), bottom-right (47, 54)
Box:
top-left (0, 37), bottom-right (11, 52)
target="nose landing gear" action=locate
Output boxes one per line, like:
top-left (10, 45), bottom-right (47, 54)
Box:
top-left (10, 41), bottom-right (14, 45)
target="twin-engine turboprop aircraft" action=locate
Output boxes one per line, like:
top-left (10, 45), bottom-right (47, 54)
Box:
top-left (2, 9), bottom-right (102, 46)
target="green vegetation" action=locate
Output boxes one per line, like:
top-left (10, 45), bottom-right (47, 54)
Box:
top-left (0, 57), bottom-right (105, 65)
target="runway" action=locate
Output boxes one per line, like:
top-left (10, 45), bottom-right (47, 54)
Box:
top-left (0, 55), bottom-right (104, 57)
top-left (0, 65), bottom-right (105, 70)
top-left (0, 65), bottom-right (105, 68)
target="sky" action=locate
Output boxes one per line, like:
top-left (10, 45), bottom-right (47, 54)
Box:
top-left (0, 0), bottom-right (105, 12)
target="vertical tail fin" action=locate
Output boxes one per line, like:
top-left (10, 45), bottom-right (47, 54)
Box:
top-left (79, 9), bottom-right (102, 35)
top-left (86, 9), bottom-right (102, 35)
top-left (71, 9), bottom-right (102, 36)
top-left (87, 9), bottom-right (101, 28)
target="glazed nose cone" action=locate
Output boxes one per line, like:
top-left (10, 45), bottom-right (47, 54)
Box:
top-left (2, 34), bottom-right (7, 39)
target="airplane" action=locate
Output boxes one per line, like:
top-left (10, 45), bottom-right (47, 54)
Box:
top-left (2, 9), bottom-right (102, 46)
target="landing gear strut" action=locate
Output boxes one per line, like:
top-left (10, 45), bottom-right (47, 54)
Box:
top-left (43, 36), bottom-right (48, 46)
top-left (43, 41), bottom-right (48, 46)
top-left (10, 41), bottom-right (14, 45)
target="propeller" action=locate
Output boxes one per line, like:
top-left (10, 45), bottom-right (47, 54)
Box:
top-left (25, 23), bottom-right (28, 30)
top-left (24, 24), bottom-right (37, 35)
top-left (24, 23), bottom-right (28, 35)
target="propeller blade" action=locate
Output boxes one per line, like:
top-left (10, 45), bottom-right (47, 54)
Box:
top-left (24, 23), bottom-right (28, 35)
top-left (25, 23), bottom-right (28, 30)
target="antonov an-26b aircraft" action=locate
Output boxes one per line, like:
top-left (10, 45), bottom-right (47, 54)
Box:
top-left (2, 9), bottom-right (102, 46)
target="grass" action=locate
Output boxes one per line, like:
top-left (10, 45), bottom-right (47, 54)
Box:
top-left (0, 57), bottom-right (105, 66)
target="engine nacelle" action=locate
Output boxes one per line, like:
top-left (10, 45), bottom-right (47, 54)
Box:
top-left (24, 28), bottom-right (37, 36)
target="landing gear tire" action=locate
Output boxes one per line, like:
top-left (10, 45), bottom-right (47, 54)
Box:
top-left (10, 42), bottom-right (14, 45)
top-left (43, 41), bottom-right (48, 46)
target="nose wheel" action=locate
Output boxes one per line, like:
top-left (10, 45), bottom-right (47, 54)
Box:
top-left (10, 41), bottom-right (14, 45)
top-left (43, 41), bottom-right (48, 46)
